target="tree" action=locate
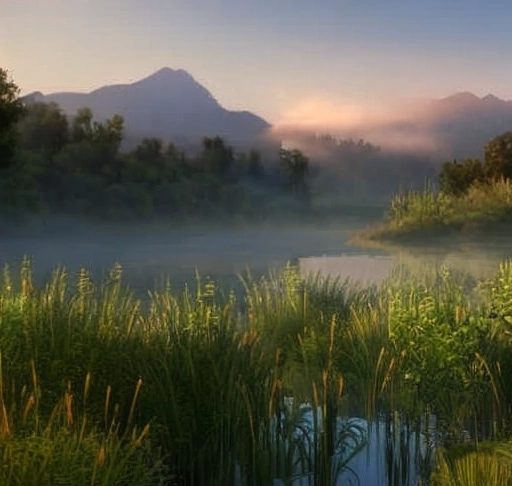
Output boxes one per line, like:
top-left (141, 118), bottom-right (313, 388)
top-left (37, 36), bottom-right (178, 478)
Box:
top-left (71, 108), bottom-right (123, 151)
top-left (69, 108), bottom-right (124, 177)
top-left (247, 149), bottom-right (264, 179)
top-left (0, 68), bottom-right (24, 168)
top-left (199, 136), bottom-right (234, 178)
top-left (131, 138), bottom-right (166, 187)
top-left (483, 131), bottom-right (512, 180)
top-left (71, 107), bottom-right (94, 143)
top-left (133, 137), bottom-right (164, 164)
top-left (279, 147), bottom-right (310, 196)
top-left (18, 101), bottom-right (69, 158)
top-left (439, 158), bottom-right (485, 196)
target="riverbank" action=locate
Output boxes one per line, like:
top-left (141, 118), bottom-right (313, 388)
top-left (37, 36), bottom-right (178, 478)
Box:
top-left (351, 179), bottom-right (512, 245)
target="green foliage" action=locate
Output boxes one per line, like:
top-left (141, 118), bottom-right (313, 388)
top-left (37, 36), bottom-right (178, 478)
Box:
top-left (386, 267), bottom-right (497, 431)
top-left (362, 178), bottom-right (512, 240)
top-left (0, 68), bottom-right (24, 168)
top-left (2, 258), bottom-right (512, 483)
top-left (359, 131), bottom-right (512, 241)
top-left (17, 102), bottom-right (69, 158)
top-left (0, 370), bottom-right (170, 486)
top-left (198, 136), bottom-right (234, 178)
top-left (432, 445), bottom-right (512, 486)
top-left (279, 147), bottom-right (310, 198)
top-left (439, 159), bottom-right (485, 196)
top-left (484, 131), bottom-right (512, 181)
top-left (2, 90), bottom-right (316, 222)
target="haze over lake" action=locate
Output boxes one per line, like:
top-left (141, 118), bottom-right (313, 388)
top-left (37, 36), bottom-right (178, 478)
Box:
top-left (2, 221), bottom-right (511, 297)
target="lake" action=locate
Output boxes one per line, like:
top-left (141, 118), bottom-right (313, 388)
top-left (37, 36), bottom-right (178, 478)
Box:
top-left (1, 221), bottom-right (511, 294)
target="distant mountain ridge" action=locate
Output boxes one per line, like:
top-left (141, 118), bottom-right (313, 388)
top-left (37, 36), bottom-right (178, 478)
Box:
top-left (23, 69), bottom-right (512, 159)
top-left (425, 91), bottom-right (512, 158)
top-left (25, 67), bottom-right (271, 148)
top-left (341, 91), bottom-right (512, 159)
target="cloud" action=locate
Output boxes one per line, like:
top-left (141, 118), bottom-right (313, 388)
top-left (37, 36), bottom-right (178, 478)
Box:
top-left (272, 94), bottom-right (446, 154)
top-left (274, 97), bottom-right (367, 130)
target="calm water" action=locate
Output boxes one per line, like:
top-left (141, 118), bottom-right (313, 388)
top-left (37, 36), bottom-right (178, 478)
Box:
top-left (1, 222), bottom-right (512, 293)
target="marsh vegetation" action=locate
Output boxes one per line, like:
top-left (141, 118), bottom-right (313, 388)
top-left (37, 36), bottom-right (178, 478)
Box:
top-left (1, 258), bottom-right (512, 485)
top-left (358, 132), bottom-right (512, 243)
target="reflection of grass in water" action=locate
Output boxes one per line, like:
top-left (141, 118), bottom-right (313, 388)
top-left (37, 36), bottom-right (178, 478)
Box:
top-left (349, 233), bottom-right (512, 284)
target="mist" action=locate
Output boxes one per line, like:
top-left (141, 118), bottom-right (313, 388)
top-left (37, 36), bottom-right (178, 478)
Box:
top-left (0, 217), bottom-right (379, 299)
top-left (272, 95), bottom-right (449, 156)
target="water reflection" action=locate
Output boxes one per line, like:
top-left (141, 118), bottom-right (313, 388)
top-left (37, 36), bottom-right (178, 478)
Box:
top-left (300, 237), bottom-right (512, 287)
top-left (1, 226), bottom-right (512, 295)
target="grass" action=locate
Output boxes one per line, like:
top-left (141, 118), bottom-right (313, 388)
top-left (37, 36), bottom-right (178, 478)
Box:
top-left (353, 179), bottom-right (512, 243)
top-left (431, 442), bottom-right (512, 486)
top-left (0, 366), bottom-right (170, 486)
top-left (1, 258), bottom-right (512, 484)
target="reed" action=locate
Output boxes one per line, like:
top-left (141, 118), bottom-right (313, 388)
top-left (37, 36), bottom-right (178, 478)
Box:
top-left (0, 258), bottom-right (512, 484)
top-left (431, 444), bottom-right (512, 486)
top-left (0, 361), bottom-right (169, 486)
top-left (358, 178), bottom-right (512, 241)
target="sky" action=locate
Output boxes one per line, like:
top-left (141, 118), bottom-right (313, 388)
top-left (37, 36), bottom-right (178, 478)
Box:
top-left (2, 0), bottom-right (512, 125)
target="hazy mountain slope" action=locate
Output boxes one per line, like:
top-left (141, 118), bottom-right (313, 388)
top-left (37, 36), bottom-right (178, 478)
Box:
top-left (28, 67), bottom-right (271, 148)
top-left (23, 69), bottom-right (512, 159)
top-left (429, 92), bottom-right (512, 158)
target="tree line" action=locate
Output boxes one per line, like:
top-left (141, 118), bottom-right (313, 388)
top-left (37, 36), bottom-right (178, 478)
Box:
top-left (439, 132), bottom-right (512, 196)
top-left (5, 65), bottom-right (498, 224)
top-left (0, 68), bottom-right (310, 222)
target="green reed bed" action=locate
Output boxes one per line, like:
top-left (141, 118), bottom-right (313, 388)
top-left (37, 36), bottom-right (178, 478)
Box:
top-left (431, 442), bottom-right (512, 486)
top-left (0, 363), bottom-right (170, 486)
top-left (1, 259), bottom-right (512, 484)
top-left (355, 179), bottom-right (512, 242)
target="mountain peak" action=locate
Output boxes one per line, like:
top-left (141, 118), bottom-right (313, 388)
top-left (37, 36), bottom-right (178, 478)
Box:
top-left (21, 91), bottom-right (45, 104)
top-left (441, 92), bottom-right (479, 104)
top-left (40, 67), bottom-right (270, 148)
top-left (141, 67), bottom-right (193, 84)
top-left (481, 93), bottom-right (504, 104)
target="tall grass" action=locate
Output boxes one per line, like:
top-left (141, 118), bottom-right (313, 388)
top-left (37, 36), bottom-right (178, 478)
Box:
top-left (357, 178), bottom-right (512, 241)
top-left (0, 362), bottom-right (169, 486)
top-left (431, 443), bottom-right (512, 486)
top-left (1, 258), bottom-right (512, 484)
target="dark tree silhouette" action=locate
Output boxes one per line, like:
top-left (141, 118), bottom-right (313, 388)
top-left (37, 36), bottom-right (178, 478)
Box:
top-left (0, 68), bottom-right (24, 168)
top-left (484, 131), bottom-right (512, 180)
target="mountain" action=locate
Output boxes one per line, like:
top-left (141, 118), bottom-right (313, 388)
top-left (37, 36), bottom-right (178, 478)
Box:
top-left (426, 92), bottom-right (512, 158)
top-left (340, 92), bottom-right (512, 159)
top-left (23, 70), bottom-right (512, 160)
top-left (24, 67), bottom-right (271, 149)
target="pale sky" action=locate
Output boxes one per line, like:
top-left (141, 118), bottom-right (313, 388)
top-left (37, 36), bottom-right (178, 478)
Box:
top-left (2, 0), bottom-right (512, 124)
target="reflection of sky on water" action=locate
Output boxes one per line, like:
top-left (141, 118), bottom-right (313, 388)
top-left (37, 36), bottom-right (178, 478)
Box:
top-left (253, 412), bottom-right (434, 486)
top-left (300, 254), bottom-right (395, 286)
top-left (300, 238), bottom-right (512, 287)
top-left (1, 225), bottom-right (512, 295)
top-left (0, 226), bottom-right (360, 294)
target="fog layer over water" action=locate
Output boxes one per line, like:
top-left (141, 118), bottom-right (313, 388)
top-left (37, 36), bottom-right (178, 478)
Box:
top-left (0, 222), bottom-right (374, 294)
top-left (1, 221), bottom-right (512, 294)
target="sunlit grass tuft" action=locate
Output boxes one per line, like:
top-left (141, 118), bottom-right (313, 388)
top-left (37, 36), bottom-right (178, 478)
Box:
top-left (356, 178), bottom-right (512, 242)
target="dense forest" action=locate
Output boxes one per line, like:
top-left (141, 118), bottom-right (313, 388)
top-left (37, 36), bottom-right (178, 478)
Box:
top-left (0, 68), bottom-right (440, 224)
